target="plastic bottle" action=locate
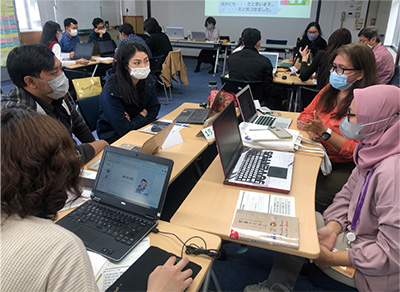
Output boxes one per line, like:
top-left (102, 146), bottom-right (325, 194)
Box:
top-left (208, 80), bottom-right (217, 93)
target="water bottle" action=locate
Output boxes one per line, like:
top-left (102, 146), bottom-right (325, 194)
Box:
top-left (188, 30), bottom-right (192, 40)
top-left (208, 81), bottom-right (217, 93)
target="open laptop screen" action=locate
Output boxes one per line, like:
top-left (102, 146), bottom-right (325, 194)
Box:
top-left (212, 101), bottom-right (243, 178)
top-left (95, 151), bottom-right (169, 210)
top-left (97, 40), bottom-right (114, 54)
top-left (236, 85), bottom-right (257, 122)
top-left (260, 52), bottom-right (279, 72)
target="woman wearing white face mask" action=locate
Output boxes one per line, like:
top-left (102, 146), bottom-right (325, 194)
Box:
top-left (39, 21), bottom-right (89, 67)
top-left (97, 42), bottom-right (160, 144)
top-left (297, 43), bottom-right (377, 213)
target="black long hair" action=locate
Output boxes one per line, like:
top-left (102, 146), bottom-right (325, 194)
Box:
top-left (302, 22), bottom-right (322, 40)
top-left (111, 42), bottom-right (148, 106)
top-left (39, 21), bottom-right (61, 47)
top-left (144, 17), bottom-right (162, 35)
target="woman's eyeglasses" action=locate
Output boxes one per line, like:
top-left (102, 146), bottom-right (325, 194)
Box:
top-left (347, 108), bottom-right (356, 122)
top-left (330, 64), bottom-right (357, 76)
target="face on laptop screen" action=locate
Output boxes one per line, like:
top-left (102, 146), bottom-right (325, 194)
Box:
top-left (213, 102), bottom-right (242, 178)
top-left (96, 152), bottom-right (169, 210)
top-left (261, 53), bottom-right (278, 70)
top-left (237, 86), bottom-right (257, 122)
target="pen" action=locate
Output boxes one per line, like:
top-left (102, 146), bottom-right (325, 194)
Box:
top-left (248, 128), bottom-right (268, 131)
top-left (175, 123), bottom-right (189, 128)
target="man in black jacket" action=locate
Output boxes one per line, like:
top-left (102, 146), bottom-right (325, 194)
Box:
top-left (1, 44), bottom-right (107, 164)
top-left (228, 28), bottom-right (282, 109)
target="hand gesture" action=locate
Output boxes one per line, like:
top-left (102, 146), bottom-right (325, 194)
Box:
top-left (147, 256), bottom-right (193, 292)
top-left (317, 225), bottom-right (338, 250)
top-left (299, 46), bottom-right (310, 62)
top-left (76, 58), bottom-right (89, 65)
top-left (125, 112), bottom-right (131, 121)
top-left (69, 51), bottom-right (75, 58)
top-left (298, 111), bottom-right (326, 136)
top-left (140, 108), bottom-right (148, 117)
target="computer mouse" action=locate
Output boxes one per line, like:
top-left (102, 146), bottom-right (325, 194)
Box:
top-left (282, 75), bottom-right (287, 80)
top-left (151, 125), bottom-right (162, 132)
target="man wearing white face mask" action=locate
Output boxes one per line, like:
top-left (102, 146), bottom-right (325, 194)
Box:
top-left (59, 18), bottom-right (80, 59)
top-left (2, 44), bottom-right (108, 164)
top-left (88, 17), bottom-right (117, 49)
top-left (97, 42), bottom-right (160, 144)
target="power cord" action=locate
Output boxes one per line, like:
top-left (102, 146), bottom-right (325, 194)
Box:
top-left (152, 228), bottom-right (221, 259)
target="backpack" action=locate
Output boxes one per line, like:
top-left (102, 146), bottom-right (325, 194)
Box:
top-left (207, 90), bottom-right (238, 113)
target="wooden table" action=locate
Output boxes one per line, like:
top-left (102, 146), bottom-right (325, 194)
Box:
top-left (171, 112), bottom-right (323, 259)
top-left (65, 55), bottom-right (114, 69)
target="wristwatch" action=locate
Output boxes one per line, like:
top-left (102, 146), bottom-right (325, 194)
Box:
top-left (320, 128), bottom-right (332, 141)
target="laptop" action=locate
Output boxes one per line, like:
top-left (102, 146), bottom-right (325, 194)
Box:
top-left (72, 42), bottom-right (94, 60)
top-left (236, 85), bottom-right (292, 128)
top-left (87, 122), bottom-right (176, 171)
top-left (191, 31), bottom-right (206, 41)
top-left (97, 40), bottom-right (115, 57)
top-left (106, 246), bottom-right (201, 292)
top-left (260, 52), bottom-right (279, 74)
top-left (213, 101), bottom-right (294, 194)
top-left (175, 84), bottom-right (225, 124)
top-left (57, 146), bottom-right (174, 261)
top-left (166, 27), bottom-right (185, 40)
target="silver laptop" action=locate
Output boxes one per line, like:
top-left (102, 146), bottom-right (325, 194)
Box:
top-left (236, 85), bottom-right (292, 128)
top-left (260, 52), bottom-right (279, 74)
top-left (166, 27), bottom-right (185, 40)
top-left (191, 31), bottom-right (206, 41)
top-left (57, 146), bottom-right (174, 261)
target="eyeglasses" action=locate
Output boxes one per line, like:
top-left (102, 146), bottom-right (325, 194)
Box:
top-left (330, 64), bottom-right (357, 76)
top-left (347, 108), bottom-right (356, 122)
top-left (307, 30), bottom-right (318, 34)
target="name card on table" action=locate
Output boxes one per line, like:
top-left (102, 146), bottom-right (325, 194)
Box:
top-left (201, 126), bottom-right (215, 141)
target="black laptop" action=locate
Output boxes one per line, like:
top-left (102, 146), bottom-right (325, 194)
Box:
top-left (212, 101), bottom-right (294, 193)
top-left (57, 146), bottom-right (174, 261)
top-left (72, 42), bottom-right (94, 60)
top-left (106, 246), bottom-right (201, 292)
top-left (97, 40), bottom-right (115, 57)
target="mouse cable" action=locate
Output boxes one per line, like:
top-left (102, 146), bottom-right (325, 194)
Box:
top-left (151, 228), bottom-right (220, 259)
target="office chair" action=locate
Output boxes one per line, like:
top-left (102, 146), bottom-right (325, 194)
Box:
top-left (220, 76), bottom-right (263, 100)
top-left (149, 55), bottom-right (171, 103)
top-left (297, 86), bottom-right (320, 112)
top-left (265, 39), bottom-right (289, 59)
top-left (160, 49), bottom-right (188, 98)
top-left (76, 94), bottom-right (100, 132)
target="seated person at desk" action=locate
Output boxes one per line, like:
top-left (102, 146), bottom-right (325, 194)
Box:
top-left (97, 43), bottom-right (160, 144)
top-left (1, 108), bottom-right (194, 292)
top-left (1, 44), bottom-right (108, 164)
top-left (194, 16), bottom-right (220, 74)
top-left (290, 21), bottom-right (327, 63)
top-left (299, 28), bottom-right (352, 90)
top-left (358, 26), bottom-right (395, 84)
top-left (88, 17), bottom-right (117, 49)
top-left (297, 43), bottom-right (377, 213)
top-left (143, 17), bottom-right (173, 59)
top-left (59, 17), bottom-right (80, 57)
top-left (116, 23), bottom-right (152, 57)
top-left (39, 21), bottom-right (89, 67)
top-left (228, 28), bottom-right (281, 109)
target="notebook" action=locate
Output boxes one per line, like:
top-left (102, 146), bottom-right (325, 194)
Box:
top-left (166, 27), bottom-right (185, 40)
top-left (106, 246), bottom-right (202, 292)
top-left (260, 52), bottom-right (279, 73)
top-left (57, 146), bottom-right (174, 261)
top-left (213, 101), bottom-right (294, 193)
top-left (87, 122), bottom-right (175, 171)
top-left (236, 85), bottom-right (292, 129)
top-left (191, 31), bottom-right (206, 41)
top-left (97, 40), bottom-right (115, 57)
top-left (72, 42), bottom-right (94, 60)
top-left (175, 84), bottom-right (225, 124)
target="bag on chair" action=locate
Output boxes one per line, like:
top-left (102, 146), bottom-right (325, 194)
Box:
top-left (72, 76), bottom-right (102, 100)
top-left (207, 89), bottom-right (238, 113)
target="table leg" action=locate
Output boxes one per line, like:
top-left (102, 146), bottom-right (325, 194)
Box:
top-left (222, 46), bottom-right (228, 76)
top-left (213, 45), bottom-right (220, 77)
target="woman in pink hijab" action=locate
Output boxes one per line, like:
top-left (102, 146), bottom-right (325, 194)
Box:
top-left (314, 84), bottom-right (400, 291)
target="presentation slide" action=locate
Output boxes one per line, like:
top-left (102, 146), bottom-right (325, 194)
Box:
top-left (205, 0), bottom-right (313, 18)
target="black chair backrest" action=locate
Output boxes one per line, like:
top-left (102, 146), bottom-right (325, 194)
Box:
top-left (266, 39), bottom-right (287, 45)
top-left (149, 55), bottom-right (165, 74)
top-left (220, 76), bottom-right (263, 100)
top-left (64, 68), bottom-right (92, 80)
top-left (389, 65), bottom-right (399, 87)
top-left (77, 95), bottom-right (100, 132)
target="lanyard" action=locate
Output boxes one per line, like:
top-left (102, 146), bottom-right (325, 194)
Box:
top-left (350, 169), bottom-right (374, 231)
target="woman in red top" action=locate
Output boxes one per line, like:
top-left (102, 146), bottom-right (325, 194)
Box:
top-left (297, 43), bottom-right (377, 212)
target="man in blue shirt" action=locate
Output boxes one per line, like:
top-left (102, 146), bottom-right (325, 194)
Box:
top-left (59, 18), bottom-right (80, 58)
top-left (88, 17), bottom-right (116, 49)
top-left (116, 23), bottom-right (152, 57)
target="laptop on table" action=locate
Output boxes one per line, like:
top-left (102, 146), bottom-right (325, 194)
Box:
top-left (175, 84), bottom-right (225, 124)
top-left (72, 42), bottom-right (94, 60)
top-left (212, 101), bottom-right (294, 193)
top-left (260, 52), bottom-right (279, 74)
top-left (57, 146), bottom-right (174, 261)
top-left (236, 85), bottom-right (292, 128)
top-left (166, 27), bottom-right (185, 40)
top-left (191, 31), bottom-right (206, 41)
top-left (97, 40), bottom-right (115, 57)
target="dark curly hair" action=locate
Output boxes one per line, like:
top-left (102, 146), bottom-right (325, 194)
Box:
top-left (1, 108), bottom-right (82, 221)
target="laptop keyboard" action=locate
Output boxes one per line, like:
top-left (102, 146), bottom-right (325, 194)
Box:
top-left (189, 110), bottom-right (209, 121)
top-left (67, 201), bottom-right (151, 246)
top-left (236, 150), bottom-right (272, 184)
top-left (256, 115), bottom-right (276, 126)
